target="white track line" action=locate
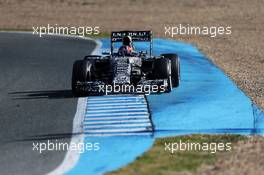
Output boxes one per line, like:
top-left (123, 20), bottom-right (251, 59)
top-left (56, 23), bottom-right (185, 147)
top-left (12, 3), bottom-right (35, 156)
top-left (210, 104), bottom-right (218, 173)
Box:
top-left (84, 123), bottom-right (151, 129)
top-left (87, 107), bottom-right (148, 113)
top-left (48, 97), bottom-right (87, 175)
top-left (47, 35), bottom-right (101, 175)
top-left (84, 115), bottom-right (149, 121)
top-left (83, 119), bottom-right (150, 125)
top-left (87, 102), bottom-right (146, 107)
top-left (87, 108), bottom-right (148, 113)
top-left (84, 132), bottom-right (151, 137)
top-left (87, 100), bottom-right (145, 104)
top-left (88, 94), bottom-right (144, 98)
top-left (88, 97), bottom-right (144, 101)
top-left (86, 111), bottom-right (148, 116)
top-left (86, 105), bottom-right (147, 110)
top-left (84, 128), bottom-right (148, 133)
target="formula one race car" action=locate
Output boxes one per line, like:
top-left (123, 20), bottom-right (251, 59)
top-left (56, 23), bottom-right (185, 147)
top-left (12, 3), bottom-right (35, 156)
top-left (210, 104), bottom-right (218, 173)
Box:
top-left (71, 30), bottom-right (180, 96)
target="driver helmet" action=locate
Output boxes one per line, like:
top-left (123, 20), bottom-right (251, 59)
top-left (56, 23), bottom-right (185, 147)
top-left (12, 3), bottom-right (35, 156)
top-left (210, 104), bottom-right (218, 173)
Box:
top-left (122, 35), bottom-right (132, 47)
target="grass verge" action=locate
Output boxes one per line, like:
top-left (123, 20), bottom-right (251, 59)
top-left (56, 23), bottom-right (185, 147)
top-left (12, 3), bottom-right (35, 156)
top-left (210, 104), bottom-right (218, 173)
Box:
top-left (107, 134), bottom-right (246, 175)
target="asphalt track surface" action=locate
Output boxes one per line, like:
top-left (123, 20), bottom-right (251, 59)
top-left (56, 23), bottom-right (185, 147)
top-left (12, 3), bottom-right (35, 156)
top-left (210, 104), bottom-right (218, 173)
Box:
top-left (0, 32), bottom-right (96, 175)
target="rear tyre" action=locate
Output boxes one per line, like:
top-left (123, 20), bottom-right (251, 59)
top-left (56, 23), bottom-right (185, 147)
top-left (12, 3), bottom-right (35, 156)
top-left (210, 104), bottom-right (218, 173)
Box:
top-left (161, 54), bottom-right (180, 87)
top-left (71, 60), bottom-right (94, 96)
top-left (153, 58), bottom-right (172, 92)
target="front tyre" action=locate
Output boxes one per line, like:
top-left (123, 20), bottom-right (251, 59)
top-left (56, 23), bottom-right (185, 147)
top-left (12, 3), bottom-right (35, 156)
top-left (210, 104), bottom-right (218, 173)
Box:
top-left (71, 60), bottom-right (94, 96)
top-left (161, 54), bottom-right (180, 87)
top-left (153, 58), bottom-right (172, 92)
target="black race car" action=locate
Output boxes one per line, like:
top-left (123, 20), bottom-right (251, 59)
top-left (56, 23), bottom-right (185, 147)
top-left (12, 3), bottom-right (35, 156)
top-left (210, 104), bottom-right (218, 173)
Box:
top-left (71, 30), bottom-right (180, 96)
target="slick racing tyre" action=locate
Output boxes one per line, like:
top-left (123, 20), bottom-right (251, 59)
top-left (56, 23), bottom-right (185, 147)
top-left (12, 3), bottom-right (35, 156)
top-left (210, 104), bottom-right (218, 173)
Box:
top-left (71, 59), bottom-right (94, 96)
top-left (161, 53), bottom-right (180, 87)
top-left (153, 58), bottom-right (172, 92)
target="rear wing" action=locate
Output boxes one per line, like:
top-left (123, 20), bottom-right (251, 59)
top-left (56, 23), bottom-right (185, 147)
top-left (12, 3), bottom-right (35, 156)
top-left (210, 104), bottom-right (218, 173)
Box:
top-left (111, 31), bottom-right (152, 42)
top-left (110, 30), bottom-right (153, 56)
